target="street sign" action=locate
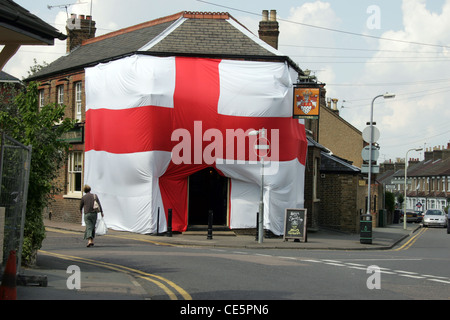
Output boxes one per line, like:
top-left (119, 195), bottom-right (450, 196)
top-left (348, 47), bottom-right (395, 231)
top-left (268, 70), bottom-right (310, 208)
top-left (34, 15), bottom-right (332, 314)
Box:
top-left (361, 164), bottom-right (379, 174)
top-left (362, 126), bottom-right (380, 143)
top-left (361, 146), bottom-right (380, 162)
top-left (390, 180), bottom-right (411, 185)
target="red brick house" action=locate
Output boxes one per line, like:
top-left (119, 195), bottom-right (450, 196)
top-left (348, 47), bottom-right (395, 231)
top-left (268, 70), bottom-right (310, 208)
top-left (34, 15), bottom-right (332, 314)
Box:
top-left (27, 11), bottom-right (310, 229)
top-left (27, 10), bottom-right (368, 234)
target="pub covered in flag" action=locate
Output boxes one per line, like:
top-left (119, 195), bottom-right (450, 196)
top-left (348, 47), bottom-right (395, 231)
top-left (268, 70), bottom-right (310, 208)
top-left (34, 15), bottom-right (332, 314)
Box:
top-left (28, 10), bottom-right (311, 236)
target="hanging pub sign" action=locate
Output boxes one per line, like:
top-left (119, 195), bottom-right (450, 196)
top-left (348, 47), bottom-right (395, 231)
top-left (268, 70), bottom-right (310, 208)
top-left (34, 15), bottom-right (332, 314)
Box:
top-left (293, 86), bottom-right (320, 119)
top-left (283, 208), bottom-right (307, 242)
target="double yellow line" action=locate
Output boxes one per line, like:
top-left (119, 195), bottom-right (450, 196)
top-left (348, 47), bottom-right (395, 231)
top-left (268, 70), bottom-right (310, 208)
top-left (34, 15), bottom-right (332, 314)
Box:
top-left (38, 250), bottom-right (192, 300)
top-left (393, 227), bottom-right (427, 251)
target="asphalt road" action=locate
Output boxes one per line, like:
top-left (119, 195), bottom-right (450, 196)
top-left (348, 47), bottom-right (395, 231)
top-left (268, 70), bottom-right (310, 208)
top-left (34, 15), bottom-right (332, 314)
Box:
top-left (18, 225), bottom-right (450, 306)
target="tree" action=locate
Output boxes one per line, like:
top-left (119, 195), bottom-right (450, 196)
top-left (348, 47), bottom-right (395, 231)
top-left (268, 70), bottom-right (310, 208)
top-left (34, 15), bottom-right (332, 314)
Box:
top-left (397, 193), bottom-right (404, 209)
top-left (385, 191), bottom-right (395, 214)
top-left (0, 82), bottom-right (75, 265)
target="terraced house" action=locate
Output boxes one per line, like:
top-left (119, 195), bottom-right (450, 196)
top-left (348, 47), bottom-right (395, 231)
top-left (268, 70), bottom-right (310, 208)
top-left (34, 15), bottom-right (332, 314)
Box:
top-left (384, 144), bottom-right (450, 212)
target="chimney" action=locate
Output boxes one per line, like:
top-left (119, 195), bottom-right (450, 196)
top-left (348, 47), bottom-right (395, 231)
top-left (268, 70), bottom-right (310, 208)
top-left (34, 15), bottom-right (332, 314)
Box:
top-left (258, 10), bottom-right (279, 49)
top-left (408, 158), bottom-right (420, 167)
top-left (66, 14), bottom-right (96, 53)
top-left (331, 98), bottom-right (338, 110)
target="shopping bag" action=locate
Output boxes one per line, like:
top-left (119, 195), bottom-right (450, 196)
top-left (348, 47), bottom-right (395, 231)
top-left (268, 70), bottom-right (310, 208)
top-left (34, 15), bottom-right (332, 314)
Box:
top-left (95, 216), bottom-right (108, 236)
top-left (93, 194), bottom-right (100, 212)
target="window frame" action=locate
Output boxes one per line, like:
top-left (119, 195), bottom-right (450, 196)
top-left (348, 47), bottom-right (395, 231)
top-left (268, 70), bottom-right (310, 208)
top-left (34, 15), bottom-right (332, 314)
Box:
top-left (75, 82), bottom-right (82, 122)
top-left (67, 151), bottom-right (83, 197)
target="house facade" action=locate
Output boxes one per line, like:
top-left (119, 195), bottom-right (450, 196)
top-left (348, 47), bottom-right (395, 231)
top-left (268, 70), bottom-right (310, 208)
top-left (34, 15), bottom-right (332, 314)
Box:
top-left (28, 11), bottom-right (313, 234)
top-left (27, 9), bottom-right (373, 234)
top-left (403, 146), bottom-right (450, 212)
top-left (319, 99), bottom-right (364, 168)
top-left (379, 145), bottom-right (450, 215)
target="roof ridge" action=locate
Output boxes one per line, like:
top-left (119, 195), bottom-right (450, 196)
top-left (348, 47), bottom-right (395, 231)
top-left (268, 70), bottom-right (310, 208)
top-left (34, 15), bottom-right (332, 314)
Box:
top-left (81, 11), bottom-right (231, 47)
top-left (82, 11), bottom-right (185, 46)
top-left (183, 11), bottom-right (229, 19)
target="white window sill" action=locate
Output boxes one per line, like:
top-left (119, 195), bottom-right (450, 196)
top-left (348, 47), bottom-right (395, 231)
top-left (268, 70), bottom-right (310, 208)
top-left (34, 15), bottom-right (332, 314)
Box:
top-left (63, 193), bottom-right (82, 199)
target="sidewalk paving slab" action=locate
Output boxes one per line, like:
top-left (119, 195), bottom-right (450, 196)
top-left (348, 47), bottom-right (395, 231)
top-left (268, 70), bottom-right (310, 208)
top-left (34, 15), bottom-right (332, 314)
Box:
top-left (42, 219), bottom-right (419, 250)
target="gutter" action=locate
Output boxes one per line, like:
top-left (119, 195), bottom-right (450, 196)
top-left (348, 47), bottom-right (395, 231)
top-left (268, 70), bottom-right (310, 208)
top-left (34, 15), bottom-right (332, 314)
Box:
top-left (26, 51), bottom-right (300, 82)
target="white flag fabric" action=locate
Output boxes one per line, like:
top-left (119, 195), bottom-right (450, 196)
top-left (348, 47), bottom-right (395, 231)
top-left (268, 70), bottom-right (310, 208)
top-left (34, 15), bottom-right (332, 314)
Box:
top-left (85, 54), bottom-right (307, 235)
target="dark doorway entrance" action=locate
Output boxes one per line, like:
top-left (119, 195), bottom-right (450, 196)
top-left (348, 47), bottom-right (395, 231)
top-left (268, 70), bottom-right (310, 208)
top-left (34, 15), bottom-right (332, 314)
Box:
top-left (188, 167), bottom-right (228, 227)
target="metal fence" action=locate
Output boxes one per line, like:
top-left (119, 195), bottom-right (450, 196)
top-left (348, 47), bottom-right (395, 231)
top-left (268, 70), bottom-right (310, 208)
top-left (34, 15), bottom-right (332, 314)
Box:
top-left (0, 132), bottom-right (32, 273)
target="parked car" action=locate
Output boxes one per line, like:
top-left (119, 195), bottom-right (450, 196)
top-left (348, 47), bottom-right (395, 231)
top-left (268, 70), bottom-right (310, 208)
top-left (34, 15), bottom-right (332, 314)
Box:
top-left (422, 209), bottom-right (448, 228)
top-left (399, 210), bottom-right (423, 223)
top-left (415, 211), bottom-right (424, 222)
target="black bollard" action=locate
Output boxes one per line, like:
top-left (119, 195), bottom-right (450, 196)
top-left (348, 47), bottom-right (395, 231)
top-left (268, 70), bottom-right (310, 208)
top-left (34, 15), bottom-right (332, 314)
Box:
top-left (255, 212), bottom-right (259, 241)
top-left (156, 207), bottom-right (160, 235)
top-left (167, 208), bottom-right (172, 237)
top-left (207, 210), bottom-right (213, 240)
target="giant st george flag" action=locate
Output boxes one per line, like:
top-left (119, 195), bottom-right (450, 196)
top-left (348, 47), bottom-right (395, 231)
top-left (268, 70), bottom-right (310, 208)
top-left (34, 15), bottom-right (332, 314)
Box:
top-left (84, 54), bottom-right (307, 235)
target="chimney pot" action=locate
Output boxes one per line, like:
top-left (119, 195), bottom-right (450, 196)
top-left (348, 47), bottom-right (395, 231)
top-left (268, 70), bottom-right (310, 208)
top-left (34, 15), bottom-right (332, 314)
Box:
top-left (262, 10), bottom-right (269, 21)
top-left (331, 98), bottom-right (339, 110)
top-left (269, 10), bottom-right (277, 21)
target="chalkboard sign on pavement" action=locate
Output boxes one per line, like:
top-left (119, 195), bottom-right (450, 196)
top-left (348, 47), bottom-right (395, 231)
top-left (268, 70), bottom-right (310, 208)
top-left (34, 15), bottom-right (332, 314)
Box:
top-left (283, 208), bottom-right (307, 242)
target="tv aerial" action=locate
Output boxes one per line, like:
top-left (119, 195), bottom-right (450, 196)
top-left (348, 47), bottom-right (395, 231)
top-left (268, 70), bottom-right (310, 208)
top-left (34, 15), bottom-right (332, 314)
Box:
top-left (47, 2), bottom-right (88, 18)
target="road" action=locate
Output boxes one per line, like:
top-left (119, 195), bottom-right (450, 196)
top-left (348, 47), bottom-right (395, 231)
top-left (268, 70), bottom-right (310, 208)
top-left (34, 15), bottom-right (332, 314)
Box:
top-left (23, 225), bottom-right (450, 304)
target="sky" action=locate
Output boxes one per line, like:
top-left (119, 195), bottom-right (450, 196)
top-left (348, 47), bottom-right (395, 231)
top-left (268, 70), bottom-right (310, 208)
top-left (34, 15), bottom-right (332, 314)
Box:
top-left (3, 0), bottom-right (450, 163)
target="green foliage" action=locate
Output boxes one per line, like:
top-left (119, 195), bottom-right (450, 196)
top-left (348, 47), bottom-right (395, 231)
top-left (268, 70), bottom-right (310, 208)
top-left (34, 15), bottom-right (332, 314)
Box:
top-left (24, 58), bottom-right (49, 80)
top-left (397, 193), bottom-right (404, 207)
top-left (384, 191), bottom-right (395, 213)
top-left (1, 82), bottom-right (75, 265)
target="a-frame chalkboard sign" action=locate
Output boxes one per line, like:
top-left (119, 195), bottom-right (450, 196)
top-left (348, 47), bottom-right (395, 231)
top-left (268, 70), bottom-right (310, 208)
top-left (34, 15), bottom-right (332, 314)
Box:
top-left (283, 208), bottom-right (307, 242)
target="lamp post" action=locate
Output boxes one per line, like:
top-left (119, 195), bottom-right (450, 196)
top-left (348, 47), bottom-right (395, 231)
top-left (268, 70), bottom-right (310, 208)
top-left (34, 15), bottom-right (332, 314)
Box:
top-left (249, 128), bottom-right (268, 243)
top-left (404, 147), bottom-right (423, 229)
top-left (366, 93), bottom-right (395, 216)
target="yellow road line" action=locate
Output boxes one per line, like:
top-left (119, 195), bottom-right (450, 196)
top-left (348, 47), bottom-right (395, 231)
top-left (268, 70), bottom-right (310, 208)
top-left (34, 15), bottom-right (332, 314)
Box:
top-left (45, 226), bottom-right (174, 246)
top-left (137, 275), bottom-right (177, 300)
top-left (393, 227), bottom-right (427, 251)
top-left (45, 227), bottom-right (81, 235)
top-left (105, 233), bottom-right (173, 246)
top-left (39, 250), bottom-right (192, 300)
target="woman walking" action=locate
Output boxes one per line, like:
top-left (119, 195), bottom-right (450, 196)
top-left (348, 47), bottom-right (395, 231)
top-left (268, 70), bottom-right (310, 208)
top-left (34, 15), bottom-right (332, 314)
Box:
top-left (80, 185), bottom-right (104, 247)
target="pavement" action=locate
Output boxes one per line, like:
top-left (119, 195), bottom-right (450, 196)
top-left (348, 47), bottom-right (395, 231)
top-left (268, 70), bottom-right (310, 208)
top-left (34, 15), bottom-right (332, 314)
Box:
top-left (12, 219), bottom-right (421, 300)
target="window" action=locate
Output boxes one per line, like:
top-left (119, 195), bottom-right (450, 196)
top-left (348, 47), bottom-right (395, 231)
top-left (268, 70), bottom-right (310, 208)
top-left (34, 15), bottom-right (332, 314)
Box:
top-left (57, 85), bottom-right (64, 105)
top-left (68, 152), bottom-right (83, 195)
top-left (313, 157), bottom-right (319, 201)
top-left (38, 89), bottom-right (44, 110)
top-left (75, 82), bottom-right (82, 121)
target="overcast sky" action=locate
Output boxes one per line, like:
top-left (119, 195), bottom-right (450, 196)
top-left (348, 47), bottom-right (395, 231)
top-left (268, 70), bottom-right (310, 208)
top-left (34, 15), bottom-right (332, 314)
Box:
top-left (4, 0), bottom-right (450, 163)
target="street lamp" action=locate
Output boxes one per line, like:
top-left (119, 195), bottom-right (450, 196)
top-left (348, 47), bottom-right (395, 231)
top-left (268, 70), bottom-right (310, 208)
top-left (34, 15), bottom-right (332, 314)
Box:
top-left (366, 93), bottom-right (395, 216)
top-left (404, 147), bottom-right (423, 229)
top-left (248, 128), bottom-right (267, 243)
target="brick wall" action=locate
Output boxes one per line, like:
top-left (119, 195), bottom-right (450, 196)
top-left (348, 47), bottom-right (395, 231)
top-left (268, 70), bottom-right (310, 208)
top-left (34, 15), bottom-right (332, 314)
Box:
top-left (319, 173), bottom-right (366, 233)
top-left (319, 106), bottom-right (364, 168)
top-left (38, 70), bottom-right (86, 224)
top-left (304, 146), bottom-right (321, 230)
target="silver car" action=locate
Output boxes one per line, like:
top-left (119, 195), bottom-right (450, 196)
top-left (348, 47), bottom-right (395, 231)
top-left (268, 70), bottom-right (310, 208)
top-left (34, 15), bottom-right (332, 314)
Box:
top-left (422, 209), bottom-right (448, 228)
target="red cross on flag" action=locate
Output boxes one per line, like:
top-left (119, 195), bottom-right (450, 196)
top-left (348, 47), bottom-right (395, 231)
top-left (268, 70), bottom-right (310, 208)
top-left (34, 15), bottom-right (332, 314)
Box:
top-left (84, 55), bottom-right (307, 235)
